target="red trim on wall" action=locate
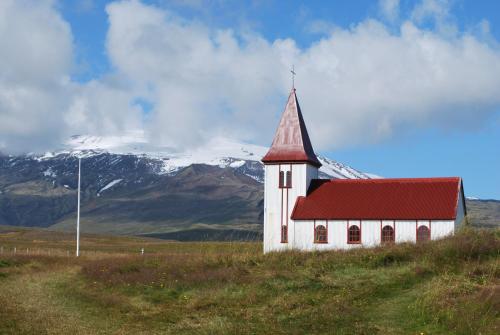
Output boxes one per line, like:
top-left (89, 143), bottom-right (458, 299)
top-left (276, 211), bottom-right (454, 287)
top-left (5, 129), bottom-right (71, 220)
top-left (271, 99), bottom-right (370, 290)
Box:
top-left (380, 220), bottom-right (383, 244)
top-left (327, 220), bottom-right (329, 243)
top-left (429, 220), bottom-right (432, 240)
top-left (286, 187), bottom-right (289, 228)
top-left (280, 189), bottom-right (283, 227)
top-left (393, 220), bottom-right (396, 243)
top-left (279, 164), bottom-right (287, 243)
top-left (415, 220), bottom-right (418, 241)
top-left (313, 219), bottom-right (316, 243)
top-left (346, 220), bottom-right (349, 244)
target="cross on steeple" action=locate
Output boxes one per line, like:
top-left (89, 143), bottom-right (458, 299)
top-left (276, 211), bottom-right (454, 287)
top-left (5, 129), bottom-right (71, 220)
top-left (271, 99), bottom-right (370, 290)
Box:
top-left (291, 65), bottom-right (296, 89)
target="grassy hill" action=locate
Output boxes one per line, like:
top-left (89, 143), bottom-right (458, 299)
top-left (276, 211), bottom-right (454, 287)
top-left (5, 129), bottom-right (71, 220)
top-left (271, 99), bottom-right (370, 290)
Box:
top-left (0, 226), bottom-right (498, 334)
top-left (467, 199), bottom-right (500, 228)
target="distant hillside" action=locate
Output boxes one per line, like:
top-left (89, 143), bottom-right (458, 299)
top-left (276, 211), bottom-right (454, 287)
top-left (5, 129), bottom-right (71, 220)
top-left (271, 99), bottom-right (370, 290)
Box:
top-left (466, 199), bottom-right (500, 228)
top-left (0, 135), bottom-right (497, 239)
top-left (0, 135), bottom-right (374, 238)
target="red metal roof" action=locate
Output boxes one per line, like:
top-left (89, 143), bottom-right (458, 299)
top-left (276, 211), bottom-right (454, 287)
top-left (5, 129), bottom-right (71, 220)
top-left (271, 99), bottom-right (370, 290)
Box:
top-left (291, 177), bottom-right (464, 220)
top-left (262, 89), bottom-right (321, 167)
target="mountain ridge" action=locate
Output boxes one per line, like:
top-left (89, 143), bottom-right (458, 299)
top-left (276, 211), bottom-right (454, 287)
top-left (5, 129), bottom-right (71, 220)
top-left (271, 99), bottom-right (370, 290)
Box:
top-left (2, 134), bottom-right (496, 239)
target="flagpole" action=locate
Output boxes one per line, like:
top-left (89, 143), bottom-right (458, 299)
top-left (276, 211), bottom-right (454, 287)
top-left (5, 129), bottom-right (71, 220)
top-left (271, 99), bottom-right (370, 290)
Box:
top-left (76, 157), bottom-right (81, 257)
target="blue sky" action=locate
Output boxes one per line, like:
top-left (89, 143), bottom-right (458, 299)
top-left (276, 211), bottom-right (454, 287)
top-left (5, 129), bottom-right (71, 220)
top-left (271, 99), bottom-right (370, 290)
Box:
top-left (1, 0), bottom-right (499, 199)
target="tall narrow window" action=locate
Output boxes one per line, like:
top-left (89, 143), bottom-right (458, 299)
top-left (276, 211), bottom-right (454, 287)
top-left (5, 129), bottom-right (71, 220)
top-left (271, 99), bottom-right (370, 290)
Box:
top-left (281, 225), bottom-right (288, 243)
top-left (314, 225), bottom-right (327, 243)
top-left (348, 225), bottom-right (361, 244)
top-left (286, 171), bottom-right (292, 188)
top-left (382, 225), bottom-right (395, 243)
top-left (279, 171), bottom-right (284, 188)
top-left (417, 226), bottom-right (430, 242)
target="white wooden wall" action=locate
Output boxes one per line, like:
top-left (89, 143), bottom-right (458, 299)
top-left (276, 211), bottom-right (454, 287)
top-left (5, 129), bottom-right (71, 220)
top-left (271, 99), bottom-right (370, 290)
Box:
top-left (277, 219), bottom-right (456, 252)
top-left (263, 163), bottom-right (318, 253)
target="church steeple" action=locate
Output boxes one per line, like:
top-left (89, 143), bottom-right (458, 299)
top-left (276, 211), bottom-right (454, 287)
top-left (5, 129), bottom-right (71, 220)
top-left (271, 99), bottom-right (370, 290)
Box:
top-left (262, 89), bottom-right (321, 167)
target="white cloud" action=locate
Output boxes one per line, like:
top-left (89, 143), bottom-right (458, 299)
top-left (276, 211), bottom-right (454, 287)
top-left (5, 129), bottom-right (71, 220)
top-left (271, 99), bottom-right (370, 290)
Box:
top-left (0, 0), bottom-right (72, 152)
top-left (105, 0), bottom-right (289, 148)
top-left (0, 0), bottom-right (142, 153)
top-left (411, 0), bottom-right (450, 23)
top-left (379, 0), bottom-right (400, 22)
top-left (1, 0), bottom-right (500, 154)
top-left (104, 0), bottom-right (500, 150)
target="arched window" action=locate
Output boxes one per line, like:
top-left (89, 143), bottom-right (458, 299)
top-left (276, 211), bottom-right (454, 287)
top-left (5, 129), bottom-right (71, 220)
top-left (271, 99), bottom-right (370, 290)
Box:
top-left (315, 225), bottom-right (327, 243)
top-left (382, 225), bottom-right (395, 243)
top-left (417, 226), bottom-right (430, 242)
top-left (348, 225), bottom-right (361, 244)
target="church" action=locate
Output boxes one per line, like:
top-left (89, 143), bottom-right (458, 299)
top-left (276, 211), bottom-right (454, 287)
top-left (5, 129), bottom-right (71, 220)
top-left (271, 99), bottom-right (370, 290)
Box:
top-left (262, 88), bottom-right (467, 253)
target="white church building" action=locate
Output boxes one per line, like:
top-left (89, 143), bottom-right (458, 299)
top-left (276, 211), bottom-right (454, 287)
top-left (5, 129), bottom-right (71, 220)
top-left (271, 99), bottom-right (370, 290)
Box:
top-left (262, 88), bottom-right (467, 253)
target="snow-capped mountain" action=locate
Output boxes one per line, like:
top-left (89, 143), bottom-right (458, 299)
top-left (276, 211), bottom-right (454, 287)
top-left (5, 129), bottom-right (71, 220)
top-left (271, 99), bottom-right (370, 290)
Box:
top-left (1, 134), bottom-right (497, 238)
top-left (0, 133), bottom-right (378, 238)
top-left (35, 133), bottom-right (377, 181)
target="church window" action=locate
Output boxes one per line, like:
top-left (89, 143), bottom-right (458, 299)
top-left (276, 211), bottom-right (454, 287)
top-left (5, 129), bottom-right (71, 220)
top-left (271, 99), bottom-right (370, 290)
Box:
top-left (348, 225), bottom-right (361, 244)
top-left (382, 225), bottom-right (395, 243)
top-left (281, 225), bottom-right (288, 243)
top-left (279, 171), bottom-right (284, 188)
top-left (314, 225), bottom-right (327, 243)
top-left (286, 171), bottom-right (292, 188)
top-left (417, 226), bottom-right (430, 242)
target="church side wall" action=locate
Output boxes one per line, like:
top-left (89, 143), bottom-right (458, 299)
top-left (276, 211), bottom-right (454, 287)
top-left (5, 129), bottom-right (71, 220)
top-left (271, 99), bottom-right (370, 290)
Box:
top-left (432, 221), bottom-right (455, 239)
top-left (395, 220), bottom-right (417, 243)
top-left (291, 219), bottom-right (455, 251)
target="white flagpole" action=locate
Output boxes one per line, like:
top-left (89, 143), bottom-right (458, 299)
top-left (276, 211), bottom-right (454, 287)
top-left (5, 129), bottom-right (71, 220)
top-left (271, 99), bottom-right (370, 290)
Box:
top-left (76, 157), bottom-right (81, 257)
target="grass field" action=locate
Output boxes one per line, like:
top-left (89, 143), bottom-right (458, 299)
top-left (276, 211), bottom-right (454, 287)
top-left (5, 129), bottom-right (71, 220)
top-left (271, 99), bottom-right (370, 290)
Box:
top-left (0, 226), bottom-right (498, 334)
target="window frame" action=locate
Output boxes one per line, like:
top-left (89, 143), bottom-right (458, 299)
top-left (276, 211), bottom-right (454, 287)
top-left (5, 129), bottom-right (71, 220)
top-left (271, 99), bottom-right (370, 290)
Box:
top-left (314, 222), bottom-right (328, 244)
top-left (347, 222), bottom-right (361, 244)
top-left (279, 171), bottom-right (285, 188)
top-left (381, 225), bottom-right (395, 243)
top-left (416, 225), bottom-right (430, 242)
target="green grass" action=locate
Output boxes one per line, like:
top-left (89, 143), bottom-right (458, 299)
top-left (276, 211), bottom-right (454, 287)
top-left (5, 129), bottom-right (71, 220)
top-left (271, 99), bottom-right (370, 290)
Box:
top-left (0, 228), bottom-right (498, 334)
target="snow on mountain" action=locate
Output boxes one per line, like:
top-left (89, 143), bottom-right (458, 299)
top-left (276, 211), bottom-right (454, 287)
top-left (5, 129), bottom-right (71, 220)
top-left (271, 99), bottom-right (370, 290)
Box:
top-left (98, 179), bottom-right (123, 196)
top-left (35, 133), bottom-right (379, 181)
top-left (317, 156), bottom-right (373, 179)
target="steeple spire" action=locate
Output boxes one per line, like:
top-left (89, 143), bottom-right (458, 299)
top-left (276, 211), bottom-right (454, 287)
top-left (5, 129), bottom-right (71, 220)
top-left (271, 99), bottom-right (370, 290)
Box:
top-left (262, 89), bottom-right (321, 167)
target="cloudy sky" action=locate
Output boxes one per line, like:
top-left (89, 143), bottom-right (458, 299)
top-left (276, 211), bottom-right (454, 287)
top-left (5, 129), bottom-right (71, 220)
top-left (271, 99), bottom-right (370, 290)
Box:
top-left (0, 0), bottom-right (499, 198)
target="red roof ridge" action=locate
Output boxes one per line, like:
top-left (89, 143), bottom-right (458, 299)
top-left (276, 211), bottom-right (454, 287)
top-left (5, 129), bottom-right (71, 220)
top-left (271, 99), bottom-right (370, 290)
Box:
top-left (321, 177), bottom-right (461, 183)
